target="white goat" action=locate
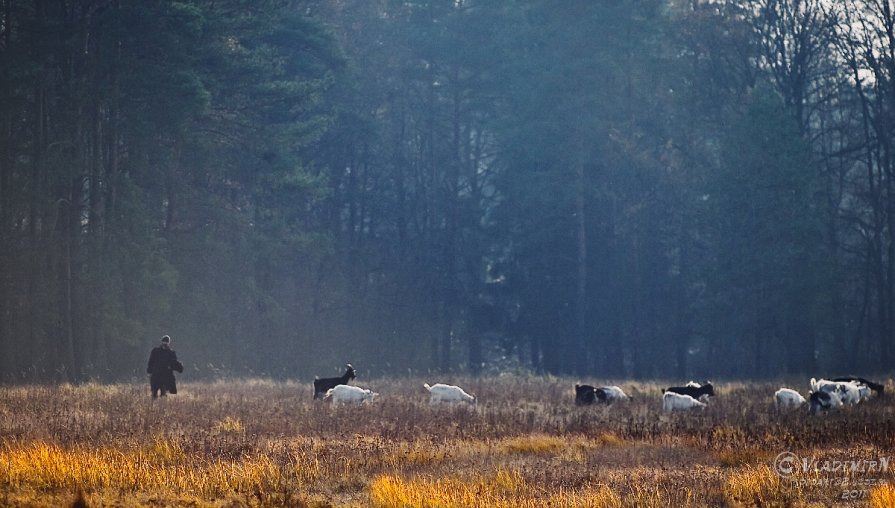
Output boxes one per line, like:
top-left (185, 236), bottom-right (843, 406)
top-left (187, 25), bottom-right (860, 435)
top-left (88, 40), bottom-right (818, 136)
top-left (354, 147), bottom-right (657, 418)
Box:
top-left (774, 388), bottom-right (806, 410)
top-left (325, 384), bottom-right (378, 406)
top-left (424, 383), bottom-right (476, 405)
top-left (662, 391), bottom-right (706, 412)
top-left (810, 377), bottom-right (837, 392)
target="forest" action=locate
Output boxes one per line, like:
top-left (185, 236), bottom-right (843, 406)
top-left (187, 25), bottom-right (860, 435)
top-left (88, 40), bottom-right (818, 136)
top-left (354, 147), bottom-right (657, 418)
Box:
top-left (0, 0), bottom-right (893, 382)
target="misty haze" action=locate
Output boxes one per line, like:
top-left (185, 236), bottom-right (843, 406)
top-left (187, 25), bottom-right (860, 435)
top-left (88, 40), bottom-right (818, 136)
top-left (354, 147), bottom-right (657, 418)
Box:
top-left (0, 0), bottom-right (893, 506)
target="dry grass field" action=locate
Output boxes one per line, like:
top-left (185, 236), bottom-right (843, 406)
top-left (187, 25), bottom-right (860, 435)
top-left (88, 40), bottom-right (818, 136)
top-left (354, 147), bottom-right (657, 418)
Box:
top-left (0, 375), bottom-right (893, 507)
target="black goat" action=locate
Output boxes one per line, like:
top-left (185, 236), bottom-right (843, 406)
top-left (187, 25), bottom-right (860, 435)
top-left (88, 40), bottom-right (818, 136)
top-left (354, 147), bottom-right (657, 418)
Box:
top-left (831, 375), bottom-right (885, 396)
top-left (663, 382), bottom-right (715, 400)
top-left (313, 364), bottom-right (356, 400)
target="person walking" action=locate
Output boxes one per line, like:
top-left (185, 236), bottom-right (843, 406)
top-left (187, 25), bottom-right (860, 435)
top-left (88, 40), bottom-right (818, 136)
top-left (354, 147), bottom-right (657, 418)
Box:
top-left (147, 335), bottom-right (183, 398)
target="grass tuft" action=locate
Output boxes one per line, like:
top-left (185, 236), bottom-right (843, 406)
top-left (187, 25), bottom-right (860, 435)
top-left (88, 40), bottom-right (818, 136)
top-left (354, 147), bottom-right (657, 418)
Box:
top-left (368, 470), bottom-right (636, 508)
top-left (722, 465), bottom-right (796, 507)
top-left (596, 432), bottom-right (625, 447)
top-left (870, 484), bottom-right (895, 508)
top-left (716, 449), bottom-right (769, 468)
top-left (502, 434), bottom-right (566, 454)
top-left (213, 416), bottom-right (245, 434)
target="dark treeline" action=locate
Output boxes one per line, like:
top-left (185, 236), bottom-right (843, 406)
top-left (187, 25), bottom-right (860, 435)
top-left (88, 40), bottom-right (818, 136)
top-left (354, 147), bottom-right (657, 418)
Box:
top-left (0, 0), bottom-right (893, 382)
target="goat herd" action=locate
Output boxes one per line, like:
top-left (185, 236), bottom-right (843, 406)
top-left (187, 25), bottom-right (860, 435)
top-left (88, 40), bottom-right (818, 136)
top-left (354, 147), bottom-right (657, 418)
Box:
top-left (579, 375), bottom-right (886, 415)
top-left (311, 364), bottom-right (886, 415)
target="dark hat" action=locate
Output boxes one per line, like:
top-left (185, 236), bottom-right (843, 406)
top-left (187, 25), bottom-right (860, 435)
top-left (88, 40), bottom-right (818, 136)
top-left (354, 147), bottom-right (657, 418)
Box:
top-left (161, 335), bottom-right (171, 343)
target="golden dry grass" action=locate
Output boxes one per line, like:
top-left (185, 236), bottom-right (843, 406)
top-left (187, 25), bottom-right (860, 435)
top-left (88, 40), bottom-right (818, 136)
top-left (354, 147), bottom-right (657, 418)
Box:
top-left (369, 469), bottom-right (637, 508)
top-left (0, 376), bottom-right (891, 506)
top-left (869, 484), bottom-right (895, 508)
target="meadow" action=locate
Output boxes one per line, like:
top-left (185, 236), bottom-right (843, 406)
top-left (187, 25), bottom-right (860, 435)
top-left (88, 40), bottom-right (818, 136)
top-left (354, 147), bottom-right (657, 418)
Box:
top-left (0, 375), bottom-right (893, 507)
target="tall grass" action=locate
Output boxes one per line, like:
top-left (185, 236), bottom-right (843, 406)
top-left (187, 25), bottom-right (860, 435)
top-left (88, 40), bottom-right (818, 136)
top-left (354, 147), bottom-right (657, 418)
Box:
top-left (0, 440), bottom-right (285, 497)
top-left (368, 469), bottom-right (671, 508)
top-left (0, 376), bottom-right (891, 506)
top-left (870, 484), bottom-right (895, 508)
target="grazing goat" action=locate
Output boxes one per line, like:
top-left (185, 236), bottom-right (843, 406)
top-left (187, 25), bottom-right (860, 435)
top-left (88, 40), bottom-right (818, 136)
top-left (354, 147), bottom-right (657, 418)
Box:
top-left (424, 383), bottom-right (476, 405)
top-left (662, 391), bottom-right (706, 412)
top-left (663, 382), bottom-right (715, 400)
top-left (324, 384), bottom-right (377, 406)
top-left (576, 384), bottom-right (631, 405)
top-left (313, 364), bottom-right (356, 400)
top-left (774, 388), bottom-right (806, 410)
top-left (832, 376), bottom-right (885, 396)
top-left (808, 390), bottom-right (841, 415)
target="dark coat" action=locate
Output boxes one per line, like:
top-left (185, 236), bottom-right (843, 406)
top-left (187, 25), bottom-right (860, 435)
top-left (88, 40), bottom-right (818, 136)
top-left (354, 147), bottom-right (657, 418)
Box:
top-left (147, 344), bottom-right (182, 394)
top-left (575, 384), bottom-right (598, 405)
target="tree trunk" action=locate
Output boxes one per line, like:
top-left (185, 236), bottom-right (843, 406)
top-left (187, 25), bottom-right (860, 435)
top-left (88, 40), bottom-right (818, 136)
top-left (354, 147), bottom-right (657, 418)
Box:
top-left (62, 187), bottom-right (77, 380)
top-left (0, 76), bottom-right (10, 379)
top-left (469, 332), bottom-right (482, 375)
top-left (439, 304), bottom-right (452, 371)
top-left (29, 77), bottom-right (47, 380)
top-left (674, 224), bottom-right (691, 379)
top-left (574, 135), bottom-right (588, 376)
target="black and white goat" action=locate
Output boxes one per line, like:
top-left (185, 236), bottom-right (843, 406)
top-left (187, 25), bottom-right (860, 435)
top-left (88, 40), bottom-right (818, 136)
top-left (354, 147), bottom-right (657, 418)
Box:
top-left (811, 378), bottom-right (862, 405)
top-left (575, 384), bottom-right (631, 405)
top-left (808, 390), bottom-right (842, 415)
top-left (663, 382), bottom-right (715, 402)
top-left (313, 364), bottom-right (356, 400)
